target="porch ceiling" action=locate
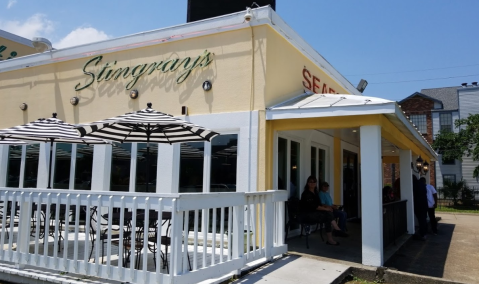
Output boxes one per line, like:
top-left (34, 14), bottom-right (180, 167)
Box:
top-left (316, 129), bottom-right (399, 157)
top-left (266, 93), bottom-right (437, 161)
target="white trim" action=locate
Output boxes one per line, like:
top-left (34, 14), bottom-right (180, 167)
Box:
top-left (266, 103), bottom-right (396, 120)
top-left (0, 30), bottom-right (33, 47)
top-left (0, 145), bottom-right (8, 187)
top-left (0, 7), bottom-right (361, 96)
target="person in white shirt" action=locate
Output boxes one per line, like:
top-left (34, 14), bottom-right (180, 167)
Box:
top-left (420, 177), bottom-right (438, 235)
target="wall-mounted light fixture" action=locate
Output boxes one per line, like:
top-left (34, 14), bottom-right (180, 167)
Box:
top-left (181, 106), bottom-right (188, 115)
top-left (292, 165), bottom-right (297, 170)
top-left (202, 81), bottom-right (212, 91)
top-left (19, 103), bottom-right (28, 111)
top-left (411, 156), bottom-right (429, 175)
top-left (70, 96), bottom-right (79, 106)
top-left (130, 89), bottom-right (139, 99)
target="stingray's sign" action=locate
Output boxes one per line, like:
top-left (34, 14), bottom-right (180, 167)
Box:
top-left (75, 50), bottom-right (213, 91)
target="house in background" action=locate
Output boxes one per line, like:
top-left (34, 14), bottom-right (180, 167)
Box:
top-left (392, 83), bottom-right (479, 189)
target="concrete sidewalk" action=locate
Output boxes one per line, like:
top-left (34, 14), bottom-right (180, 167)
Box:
top-left (231, 254), bottom-right (349, 284)
top-left (385, 213), bottom-right (479, 284)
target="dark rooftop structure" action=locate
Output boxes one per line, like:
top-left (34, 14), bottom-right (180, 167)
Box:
top-left (187, 0), bottom-right (276, 22)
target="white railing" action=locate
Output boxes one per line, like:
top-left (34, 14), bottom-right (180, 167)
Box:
top-left (0, 188), bottom-right (287, 284)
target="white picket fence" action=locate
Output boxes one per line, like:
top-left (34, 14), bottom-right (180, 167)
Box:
top-left (0, 188), bottom-right (287, 284)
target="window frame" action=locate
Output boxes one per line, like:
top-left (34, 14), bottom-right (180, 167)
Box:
top-left (443, 174), bottom-right (456, 184)
top-left (439, 112), bottom-right (453, 132)
top-left (409, 114), bottom-right (428, 134)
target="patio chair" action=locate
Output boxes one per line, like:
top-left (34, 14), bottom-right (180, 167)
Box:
top-left (285, 197), bottom-right (324, 249)
top-left (86, 206), bottom-right (120, 263)
top-left (148, 211), bottom-right (192, 273)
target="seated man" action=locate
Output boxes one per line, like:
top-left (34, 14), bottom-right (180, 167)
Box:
top-left (318, 182), bottom-right (348, 233)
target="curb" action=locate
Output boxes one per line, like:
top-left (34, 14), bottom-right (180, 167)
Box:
top-left (338, 266), bottom-right (467, 284)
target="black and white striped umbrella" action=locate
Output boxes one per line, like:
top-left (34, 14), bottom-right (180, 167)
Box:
top-left (0, 113), bottom-right (110, 188)
top-left (76, 103), bottom-right (219, 144)
top-left (0, 137), bottom-right (32, 145)
top-left (76, 103), bottom-right (219, 191)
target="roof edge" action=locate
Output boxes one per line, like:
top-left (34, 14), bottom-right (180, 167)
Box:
top-left (0, 29), bottom-right (34, 47)
top-left (399, 92), bottom-right (443, 105)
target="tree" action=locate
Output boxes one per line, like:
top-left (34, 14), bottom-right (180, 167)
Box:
top-left (432, 114), bottom-right (479, 178)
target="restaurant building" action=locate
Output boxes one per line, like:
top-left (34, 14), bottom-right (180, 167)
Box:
top-left (0, 5), bottom-right (436, 274)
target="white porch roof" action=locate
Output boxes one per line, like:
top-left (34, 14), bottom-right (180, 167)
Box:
top-left (266, 93), bottom-right (438, 161)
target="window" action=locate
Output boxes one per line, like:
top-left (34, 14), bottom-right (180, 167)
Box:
top-left (409, 114), bottom-right (427, 134)
top-left (210, 134), bottom-right (237, 192)
top-left (53, 143), bottom-right (72, 189)
top-left (277, 138), bottom-right (287, 190)
top-left (6, 145), bottom-right (22, 188)
top-left (311, 146), bottom-right (326, 184)
top-left (110, 143), bottom-right (132, 192)
top-left (290, 141), bottom-right (300, 198)
top-left (443, 174), bottom-right (456, 184)
top-left (137, 143), bottom-right (158, 192)
top-left (179, 142), bottom-right (205, 193)
top-left (75, 144), bottom-right (93, 190)
top-left (439, 113), bottom-right (452, 132)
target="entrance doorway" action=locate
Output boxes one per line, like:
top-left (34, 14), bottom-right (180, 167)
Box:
top-left (343, 150), bottom-right (359, 219)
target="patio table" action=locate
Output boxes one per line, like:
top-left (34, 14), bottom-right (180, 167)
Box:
top-left (103, 210), bottom-right (171, 269)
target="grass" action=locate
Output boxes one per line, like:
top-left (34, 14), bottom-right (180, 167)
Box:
top-left (436, 206), bottom-right (479, 214)
top-left (341, 276), bottom-right (385, 284)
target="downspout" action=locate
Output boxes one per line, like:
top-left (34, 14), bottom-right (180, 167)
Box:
top-left (248, 20), bottom-right (255, 192)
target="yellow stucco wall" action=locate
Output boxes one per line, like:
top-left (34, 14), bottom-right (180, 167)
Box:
top-left (0, 23), bottom-right (368, 193)
top-left (263, 28), bottom-right (350, 108)
top-left (0, 38), bottom-right (37, 60)
top-left (0, 27), bottom-right (270, 127)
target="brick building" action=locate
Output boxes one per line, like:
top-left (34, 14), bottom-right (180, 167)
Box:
top-left (385, 86), bottom-right (467, 189)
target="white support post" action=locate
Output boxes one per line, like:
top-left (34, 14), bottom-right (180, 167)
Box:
top-left (360, 125), bottom-right (383, 266)
top-left (69, 144), bottom-right (77, 190)
top-left (91, 145), bottom-right (112, 192)
top-left (16, 193), bottom-right (29, 269)
top-left (129, 143), bottom-right (138, 193)
top-left (232, 204), bottom-right (244, 274)
top-left (399, 149), bottom-right (415, 234)
top-left (264, 194), bottom-right (274, 261)
top-left (18, 145), bottom-right (26, 188)
top-left (37, 143), bottom-right (50, 188)
top-left (0, 145), bottom-right (8, 187)
top-left (156, 143), bottom-right (180, 193)
top-left (203, 142), bottom-right (211, 193)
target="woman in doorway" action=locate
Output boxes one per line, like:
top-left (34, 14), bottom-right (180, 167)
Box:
top-left (301, 176), bottom-right (346, 246)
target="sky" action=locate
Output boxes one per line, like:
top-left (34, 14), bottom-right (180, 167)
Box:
top-left (1, 0), bottom-right (479, 101)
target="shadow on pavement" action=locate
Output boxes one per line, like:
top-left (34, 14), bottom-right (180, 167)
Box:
top-left (384, 223), bottom-right (455, 278)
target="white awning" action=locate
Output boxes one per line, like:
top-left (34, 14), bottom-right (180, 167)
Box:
top-left (266, 93), bottom-right (437, 160)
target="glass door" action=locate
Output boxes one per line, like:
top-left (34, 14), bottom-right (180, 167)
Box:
top-left (343, 150), bottom-right (359, 219)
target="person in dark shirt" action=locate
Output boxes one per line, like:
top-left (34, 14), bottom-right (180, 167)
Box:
top-left (301, 176), bottom-right (344, 245)
top-left (413, 175), bottom-right (428, 240)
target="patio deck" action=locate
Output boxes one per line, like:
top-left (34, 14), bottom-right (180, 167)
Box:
top-left (285, 219), bottom-right (410, 266)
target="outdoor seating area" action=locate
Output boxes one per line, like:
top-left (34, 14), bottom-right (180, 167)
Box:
top-left (0, 188), bottom-right (287, 284)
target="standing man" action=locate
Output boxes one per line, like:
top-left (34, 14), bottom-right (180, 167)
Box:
top-left (420, 177), bottom-right (438, 235)
top-left (413, 175), bottom-right (428, 240)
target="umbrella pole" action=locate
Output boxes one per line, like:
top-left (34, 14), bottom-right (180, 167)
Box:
top-left (146, 124), bottom-right (151, 193)
top-left (47, 138), bottom-right (54, 189)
